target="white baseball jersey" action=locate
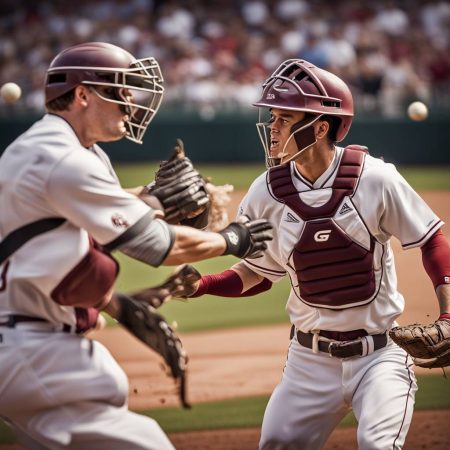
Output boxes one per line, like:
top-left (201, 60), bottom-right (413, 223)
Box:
top-left (239, 145), bottom-right (443, 334)
top-left (0, 114), bottom-right (175, 449)
top-left (0, 113), bottom-right (172, 329)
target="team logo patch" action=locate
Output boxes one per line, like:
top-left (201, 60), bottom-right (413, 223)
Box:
top-left (338, 202), bottom-right (352, 216)
top-left (226, 231), bottom-right (239, 245)
top-left (111, 213), bottom-right (130, 229)
top-left (285, 212), bottom-right (299, 223)
top-left (314, 229), bottom-right (332, 242)
top-left (266, 93), bottom-right (275, 100)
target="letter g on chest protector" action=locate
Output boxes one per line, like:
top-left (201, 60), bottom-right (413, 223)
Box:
top-left (269, 147), bottom-right (377, 309)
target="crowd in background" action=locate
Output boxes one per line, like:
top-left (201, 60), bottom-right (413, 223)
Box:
top-left (0, 0), bottom-right (449, 118)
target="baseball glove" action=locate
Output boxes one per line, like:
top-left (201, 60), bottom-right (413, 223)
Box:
top-left (131, 264), bottom-right (202, 307)
top-left (204, 181), bottom-right (234, 232)
top-left (389, 319), bottom-right (450, 368)
top-left (146, 139), bottom-right (210, 225)
top-left (115, 293), bottom-right (190, 408)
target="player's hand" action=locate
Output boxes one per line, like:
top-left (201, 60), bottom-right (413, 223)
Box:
top-left (218, 215), bottom-right (273, 259)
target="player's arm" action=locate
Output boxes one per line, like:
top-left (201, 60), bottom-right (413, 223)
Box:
top-left (420, 229), bottom-right (450, 317)
top-left (105, 213), bottom-right (272, 267)
top-left (184, 261), bottom-right (272, 299)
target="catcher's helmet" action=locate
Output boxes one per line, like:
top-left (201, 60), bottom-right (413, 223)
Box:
top-left (45, 42), bottom-right (164, 144)
top-left (253, 59), bottom-right (353, 167)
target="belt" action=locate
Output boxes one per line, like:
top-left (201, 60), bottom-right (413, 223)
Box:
top-left (0, 314), bottom-right (71, 332)
top-left (295, 328), bottom-right (388, 358)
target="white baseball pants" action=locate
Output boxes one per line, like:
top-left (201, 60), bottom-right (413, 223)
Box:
top-left (260, 337), bottom-right (417, 450)
top-left (0, 327), bottom-right (175, 450)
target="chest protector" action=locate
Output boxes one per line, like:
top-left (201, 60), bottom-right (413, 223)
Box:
top-left (268, 147), bottom-right (376, 309)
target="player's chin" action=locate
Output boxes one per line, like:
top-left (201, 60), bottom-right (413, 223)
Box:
top-left (103, 126), bottom-right (128, 142)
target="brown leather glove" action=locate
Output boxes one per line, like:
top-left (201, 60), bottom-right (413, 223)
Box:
top-left (389, 318), bottom-right (450, 368)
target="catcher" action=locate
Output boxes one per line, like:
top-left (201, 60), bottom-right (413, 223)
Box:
top-left (0, 42), bottom-right (273, 450)
top-left (126, 59), bottom-right (450, 450)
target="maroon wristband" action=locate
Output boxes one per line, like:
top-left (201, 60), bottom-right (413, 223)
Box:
top-left (438, 312), bottom-right (450, 321)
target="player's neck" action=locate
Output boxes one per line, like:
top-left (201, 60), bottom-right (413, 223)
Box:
top-left (294, 144), bottom-right (335, 184)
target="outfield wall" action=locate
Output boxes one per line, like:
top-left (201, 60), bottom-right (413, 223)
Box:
top-left (1, 112), bottom-right (449, 165)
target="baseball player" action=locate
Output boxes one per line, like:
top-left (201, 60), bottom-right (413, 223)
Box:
top-left (0, 42), bottom-right (273, 450)
top-left (178, 59), bottom-right (450, 449)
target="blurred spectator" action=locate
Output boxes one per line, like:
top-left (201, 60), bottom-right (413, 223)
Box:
top-left (0, 0), bottom-right (448, 117)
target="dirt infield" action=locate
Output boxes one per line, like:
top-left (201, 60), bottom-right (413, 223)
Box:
top-left (3, 191), bottom-right (449, 449)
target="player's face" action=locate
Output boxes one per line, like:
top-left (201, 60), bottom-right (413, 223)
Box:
top-left (86, 86), bottom-right (132, 143)
top-left (268, 108), bottom-right (306, 161)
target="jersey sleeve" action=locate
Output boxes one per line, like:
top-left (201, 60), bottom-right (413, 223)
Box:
top-left (46, 149), bottom-right (159, 245)
top-left (238, 173), bottom-right (287, 282)
top-left (379, 163), bottom-right (443, 249)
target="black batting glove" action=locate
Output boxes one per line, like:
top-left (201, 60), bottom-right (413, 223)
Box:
top-left (218, 215), bottom-right (273, 258)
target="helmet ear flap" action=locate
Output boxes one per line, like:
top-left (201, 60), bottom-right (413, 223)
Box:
top-left (290, 115), bottom-right (318, 158)
top-left (292, 121), bottom-right (316, 153)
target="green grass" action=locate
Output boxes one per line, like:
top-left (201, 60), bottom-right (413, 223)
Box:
top-left (145, 373), bottom-right (450, 433)
top-left (116, 163), bottom-right (267, 191)
top-left (0, 374), bottom-right (447, 443)
top-left (115, 163), bottom-right (450, 192)
top-left (110, 253), bottom-right (290, 332)
top-left (399, 167), bottom-right (450, 190)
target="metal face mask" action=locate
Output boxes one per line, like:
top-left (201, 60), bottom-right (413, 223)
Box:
top-left (46, 42), bottom-right (165, 144)
top-left (254, 59), bottom-right (354, 167)
top-left (256, 108), bottom-right (322, 168)
top-left (84, 58), bottom-right (164, 144)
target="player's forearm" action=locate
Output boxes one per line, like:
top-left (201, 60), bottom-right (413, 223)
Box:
top-left (437, 285), bottom-right (450, 316)
top-left (231, 261), bottom-right (265, 291)
top-left (163, 225), bottom-right (227, 265)
top-left (191, 265), bottom-right (272, 298)
top-left (124, 186), bottom-right (144, 196)
top-left (102, 293), bottom-right (122, 319)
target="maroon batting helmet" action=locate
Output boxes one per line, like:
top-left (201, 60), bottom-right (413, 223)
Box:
top-left (45, 42), bottom-right (164, 144)
top-left (253, 59), bottom-right (354, 167)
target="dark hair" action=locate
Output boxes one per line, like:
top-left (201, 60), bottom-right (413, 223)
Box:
top-left (321, 115), bottom-right (339, 145)
top-left (46, 88), bottom-right (75, 112)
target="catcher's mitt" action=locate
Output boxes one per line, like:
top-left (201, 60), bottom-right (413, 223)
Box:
top-left (389, 319), bottom-right (450, 368)
top-left (146, 139), bottom-right (210, 224)
top-left (132, 264), bottom-right (202, 307)
top-left (115, 293), bottom-right (190, 408)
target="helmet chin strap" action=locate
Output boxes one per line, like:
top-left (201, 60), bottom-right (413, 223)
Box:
top-left (277, 115), bottom-right (322, 165)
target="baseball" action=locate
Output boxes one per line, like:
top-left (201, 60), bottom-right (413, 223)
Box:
top-left (0, 82), bottom-right (22, 103)
top-left (407, 101), bottom-right (428, 121)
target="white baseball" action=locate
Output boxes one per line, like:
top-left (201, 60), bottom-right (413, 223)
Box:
top-left (407, 101), bottom-right (428, 121)
top-left (0, 82), bottom-right (22, 103)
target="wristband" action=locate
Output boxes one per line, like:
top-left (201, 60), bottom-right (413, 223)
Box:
top-left (438, 312), bottom-right (450, 321)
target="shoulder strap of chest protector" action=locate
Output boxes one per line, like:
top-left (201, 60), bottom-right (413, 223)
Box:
top-left (0, 218), bottom-right (66, 265)
top-left (268, 146), bottom-right (367, 221)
